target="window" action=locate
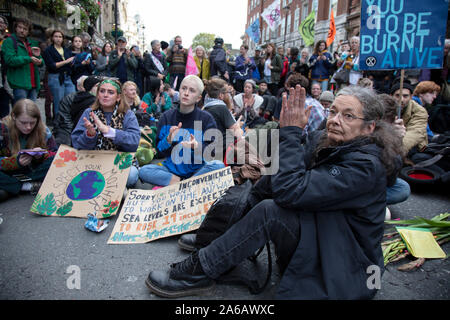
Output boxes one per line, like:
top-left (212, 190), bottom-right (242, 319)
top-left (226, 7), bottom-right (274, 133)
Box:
top-left (301, 2), bottom-right (308, 21)
top-left (294, 7), bottom-right (300, 30)
top-left (286, 13), bottom-right (291, 34)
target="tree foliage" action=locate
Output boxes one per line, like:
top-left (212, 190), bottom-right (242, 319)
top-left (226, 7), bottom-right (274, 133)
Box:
top-left (191, 33), bottom-right (216, 51)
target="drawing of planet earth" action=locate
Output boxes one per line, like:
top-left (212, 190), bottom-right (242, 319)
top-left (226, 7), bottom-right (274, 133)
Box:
top-left (66, 170), bottom-right (106, 201)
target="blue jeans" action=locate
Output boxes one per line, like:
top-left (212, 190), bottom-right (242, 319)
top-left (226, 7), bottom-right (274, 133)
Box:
top-left (139, 160), bottom-right (225, 187)
top-left (13, 88), bottom-right (37, 104)
top-left (127, 166), bottom-right (139, 188)
top-left (199, 199), bottom-right (301, 278)
top-left (386, 178), bottom-right (410, 205)
top-left (47, 73), bottom-right (76, 118)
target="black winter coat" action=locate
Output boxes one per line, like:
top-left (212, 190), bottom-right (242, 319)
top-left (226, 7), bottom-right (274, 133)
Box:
top-left (271, 127), bottom-right (387, 299)
top-left (143, 52), bottom-right (168, 78)
top-left (53, 91), bottom-right (76, 146)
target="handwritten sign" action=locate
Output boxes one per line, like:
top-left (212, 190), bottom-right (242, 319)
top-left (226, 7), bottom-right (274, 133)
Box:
top-left (107, 167), bottom-right (234, 244)
top-left (360, 0), bottom-right (448, 70)
top-left (30, 145), bottom-right (132, 218)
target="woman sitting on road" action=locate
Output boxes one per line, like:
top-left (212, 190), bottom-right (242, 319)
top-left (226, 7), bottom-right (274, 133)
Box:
top-left (145, 85), bottom-right (403, 299)
top-left (142, 77), bottom-right (173, 119)
top-left (0, 99), bottom-right (57, 200)
top-left (71, 78), bottom-right (140, 187)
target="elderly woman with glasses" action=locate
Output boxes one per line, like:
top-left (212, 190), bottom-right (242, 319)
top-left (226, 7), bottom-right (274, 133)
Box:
top-left (71, 78), bottom-right (140, 187)
top-left (145, 85), bottom-right (404, 300)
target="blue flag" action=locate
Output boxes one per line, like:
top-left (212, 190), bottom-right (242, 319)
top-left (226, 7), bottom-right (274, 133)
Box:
top-left (246, 18), bottom-right (260, 44)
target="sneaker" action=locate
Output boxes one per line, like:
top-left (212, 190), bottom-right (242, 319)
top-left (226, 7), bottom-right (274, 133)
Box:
top-left (385, 207), bottom-right (391, 221)
top-left (145, 251), bottom-right (215, 298)
top-left (30, 182), bottom-right (42, 196)
top-left (178, 234), bottom-right (197, 252)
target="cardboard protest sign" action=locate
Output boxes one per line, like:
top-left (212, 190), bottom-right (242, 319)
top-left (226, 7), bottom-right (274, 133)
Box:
top-left (30, 145), bottom-right (132, 218)
top-left (360, 0), bottom-right (448, 70)
top-left (107, 166), bottom-right (234, 244)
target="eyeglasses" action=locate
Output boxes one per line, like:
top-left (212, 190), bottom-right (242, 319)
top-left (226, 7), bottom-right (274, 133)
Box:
top-left (328, 109), bottom-right (366, 123)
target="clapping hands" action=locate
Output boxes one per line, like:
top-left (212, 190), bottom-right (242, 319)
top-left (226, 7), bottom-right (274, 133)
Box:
top-left (83, 112), bottom-right (109, 136)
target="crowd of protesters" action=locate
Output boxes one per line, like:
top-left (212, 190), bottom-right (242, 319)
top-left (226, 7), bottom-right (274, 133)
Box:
top-left (1, 16), bottom-right (449, 300)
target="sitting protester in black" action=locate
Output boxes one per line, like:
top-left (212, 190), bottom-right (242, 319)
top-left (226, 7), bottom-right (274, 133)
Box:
top-left (145, 85), bottom-right (403, 300)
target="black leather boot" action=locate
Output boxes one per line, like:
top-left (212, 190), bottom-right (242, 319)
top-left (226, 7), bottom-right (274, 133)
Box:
top-left (145, 251), bottom-right (215, 298)
top-left (178, 233), bottom-right (197, 251)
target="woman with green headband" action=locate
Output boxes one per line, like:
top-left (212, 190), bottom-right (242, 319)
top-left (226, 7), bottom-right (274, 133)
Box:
top-left (71, 78), bottom-right (141, 187)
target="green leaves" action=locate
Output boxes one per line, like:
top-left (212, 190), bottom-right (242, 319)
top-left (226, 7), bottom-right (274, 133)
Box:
top-left (32, 194), bottom-right (73, 217)
top-left (37, 193), bottom-right (57, 216)
top-left (101, 200), bottom-right (120, 218)
top-left (56, 201), bottom-right (73, 216)
top-left (114, 153), bottom-right (133, 170)
top-left (31, 194), bottom-right (42, 213)
top-left (383, 213), bottom-right (450, 267)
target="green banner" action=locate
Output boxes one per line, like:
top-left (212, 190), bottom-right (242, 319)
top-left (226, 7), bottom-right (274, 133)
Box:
top-left (299, 10), bottom-right (315, 47)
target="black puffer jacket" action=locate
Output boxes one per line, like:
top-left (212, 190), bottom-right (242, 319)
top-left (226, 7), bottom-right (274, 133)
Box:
top-left (271, 127), bottom-right (388, 299)
top-left (53, 92), bottom-right (76, 146)
top-left (70, 91), bottom-right (97, 129)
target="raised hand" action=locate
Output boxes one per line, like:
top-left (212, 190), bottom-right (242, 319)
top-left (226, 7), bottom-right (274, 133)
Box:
top-left (90, 112), bottom-right (109, 134)
top-left (83, 116), bottom-right (96, 137)
top-left (167, 122), bottom-right (182, 144)
top-left (280, 84), bottom-right (311, 129)
top-left (181, 134), bottom-right (199, 149)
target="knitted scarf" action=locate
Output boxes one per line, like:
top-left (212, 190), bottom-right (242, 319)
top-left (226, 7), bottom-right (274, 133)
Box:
top-left (90, 105), bottom-right (124, 150)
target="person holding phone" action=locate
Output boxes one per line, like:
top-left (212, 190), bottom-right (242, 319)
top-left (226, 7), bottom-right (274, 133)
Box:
top-left (309, 40), bottom-right (333, 92)
top-left (42, 29), bottom-right (76, 120)
top-left (70, 34), bottom-right (95, 87)
top-left (1, 18), bottom-right (43, 104)
top-left (0, 99), bottom-right (57, 201)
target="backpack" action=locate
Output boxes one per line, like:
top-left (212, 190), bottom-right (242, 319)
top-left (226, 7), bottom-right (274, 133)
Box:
top-left (194, 179), bottom-right (273, 294)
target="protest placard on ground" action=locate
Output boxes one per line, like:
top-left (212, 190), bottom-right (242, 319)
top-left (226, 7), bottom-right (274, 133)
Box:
top-left (107, 166), bottom-right (234, 244)
top-left (30, 145), bottom-right (132, 218)
top-left (360, 0), bottom-right (448, 70)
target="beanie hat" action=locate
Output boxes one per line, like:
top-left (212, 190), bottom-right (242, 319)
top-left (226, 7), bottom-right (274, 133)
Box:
top-left (83, 75), bottom-right (103, 92)
top-left (390, 78), bottom-right (415, 95)
top-left (319, 90), bottom-right (335, 103)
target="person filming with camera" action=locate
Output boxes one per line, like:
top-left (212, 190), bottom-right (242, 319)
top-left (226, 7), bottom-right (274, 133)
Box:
top-left (167, 36), bottom-right (187, 91)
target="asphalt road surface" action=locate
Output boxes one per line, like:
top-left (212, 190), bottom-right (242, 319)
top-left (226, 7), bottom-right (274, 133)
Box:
top-left (0, 181), bottom-right (449, 301)
top-left (1, 99), bottom-right (449, 302)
